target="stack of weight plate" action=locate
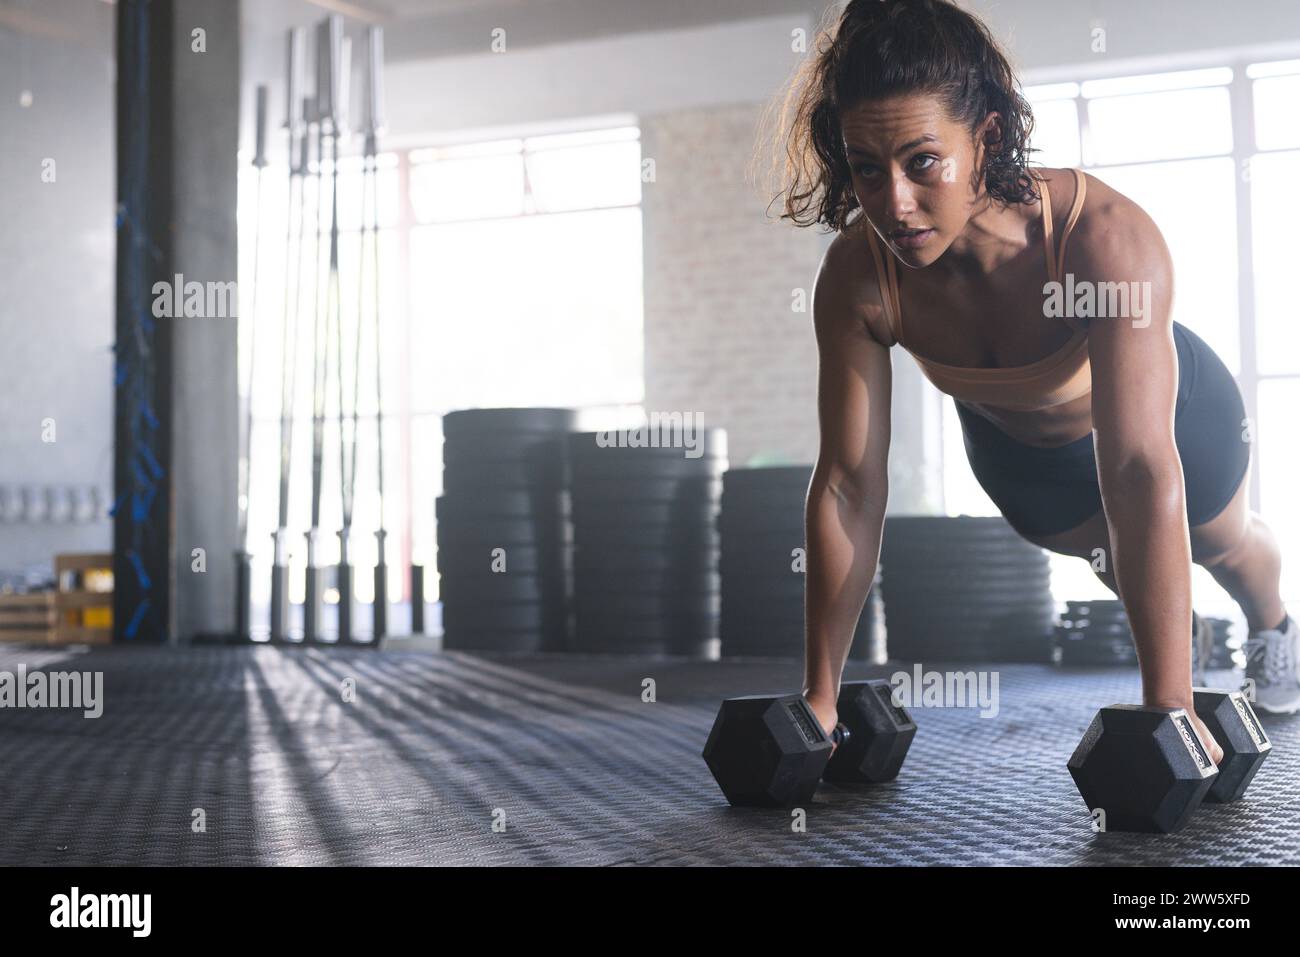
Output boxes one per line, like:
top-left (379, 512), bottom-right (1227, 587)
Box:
top-left (718, 466), bottom-right (886, 661)
top-left (1204, 616), bottom-right (1245, 670)
top-left (879, 516), bottom-right (1055, 662)
top-left (1053, 604), bottom-right (1247, 670)
top-left (1053, 600), bottom-right (1139, 666)
top-left (567, 428), bottom-right (727, 657)
top-left (436, 408), bottom-right (575, 653)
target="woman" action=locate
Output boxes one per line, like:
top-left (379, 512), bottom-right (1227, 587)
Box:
top-left (772, 0), bottom-right (1296, 761)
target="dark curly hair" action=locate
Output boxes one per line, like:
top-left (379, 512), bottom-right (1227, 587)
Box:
top-left (758, 0), bottom-right (1040, 231)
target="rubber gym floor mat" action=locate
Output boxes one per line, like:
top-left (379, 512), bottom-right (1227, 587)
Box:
top-left (0, 644), bottom-right (1295, 866)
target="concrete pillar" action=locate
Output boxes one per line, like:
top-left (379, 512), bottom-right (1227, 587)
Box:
top-left (114, 0), bottom-right (238, 643)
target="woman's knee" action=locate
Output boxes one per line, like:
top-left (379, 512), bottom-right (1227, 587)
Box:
top-left (1190, 479), bottom-right (1253, 567)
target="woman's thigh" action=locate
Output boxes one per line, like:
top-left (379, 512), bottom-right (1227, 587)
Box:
top-left (1016, 464), bottom-right (1252, 566)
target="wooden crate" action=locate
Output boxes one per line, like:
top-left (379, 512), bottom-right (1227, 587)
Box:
top-left (54, 553), bottom-right (113, 646)
top-left (0, 591), bottom-right (56, 644)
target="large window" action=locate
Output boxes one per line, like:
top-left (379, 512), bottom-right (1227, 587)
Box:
top-left (237, 125), bottom-right (644, 632)
top-left (941, 60), bottom-right (1300, 611)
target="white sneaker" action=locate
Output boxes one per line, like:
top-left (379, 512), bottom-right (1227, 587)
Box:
top-left (1243, 615), bottom-right (1300, 715)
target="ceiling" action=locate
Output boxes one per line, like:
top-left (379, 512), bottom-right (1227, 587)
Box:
top-left (295, 0), bottom-right (828, 58)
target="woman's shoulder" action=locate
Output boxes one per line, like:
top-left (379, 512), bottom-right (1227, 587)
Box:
top-left (817, 216), bottom-right (896, 346)
top-left (1040, 167), bottom-right (1171, 278)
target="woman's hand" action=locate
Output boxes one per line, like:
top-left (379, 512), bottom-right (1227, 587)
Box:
top-left (1149, 698), bottom-right (1224, 766)
top-left (1188, 711), bottom-right (1224, 766)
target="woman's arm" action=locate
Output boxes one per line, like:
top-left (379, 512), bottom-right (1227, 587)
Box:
top-left (802, 234), bottom-right (894, 734)
top-left (1071, 183), bottom-right (1219, 756)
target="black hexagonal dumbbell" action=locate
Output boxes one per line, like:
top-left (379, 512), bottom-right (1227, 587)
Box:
top-left (1193, 688), bottom-right (1271, 803)
top-left (702, 694), bottom-right (832, 807)
top-left (1067, 704), bottom-right (1219, 833)
top-left (823, 679), bottom-right (917, 784)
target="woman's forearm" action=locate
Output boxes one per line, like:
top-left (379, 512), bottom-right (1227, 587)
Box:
top-left (802, 474), bottom-right (887, 703)
top-left (1103, 469), bottom-right (1194, 706)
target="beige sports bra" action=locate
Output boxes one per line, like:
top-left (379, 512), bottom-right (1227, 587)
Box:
top-left (864, 168), bottom-right (1091, 413)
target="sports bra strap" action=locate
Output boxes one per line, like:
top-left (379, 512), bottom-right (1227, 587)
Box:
top-left (864, 226), bottom-right (903, 344)
top-left (865, 168), bottom-right (1088, 341)
top-left (1041, 168), bottom-right (1088, 281)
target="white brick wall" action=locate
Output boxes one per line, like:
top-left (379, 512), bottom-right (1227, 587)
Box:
top-left (640, 101), bottom-right (828, 468)
top-left (639, 101), bottom-right (944, 511)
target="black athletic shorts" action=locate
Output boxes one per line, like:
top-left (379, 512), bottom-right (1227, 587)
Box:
top-left (955, 321), bottom-right (1251, 539)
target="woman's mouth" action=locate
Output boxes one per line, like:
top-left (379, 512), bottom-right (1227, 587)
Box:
top-left (889, 227), bottom-right (934, 250)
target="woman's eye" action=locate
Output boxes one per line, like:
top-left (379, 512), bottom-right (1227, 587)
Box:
top-left (913, 155), bottom-right (937, 172)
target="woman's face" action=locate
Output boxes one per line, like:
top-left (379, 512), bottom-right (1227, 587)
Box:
top-left (840, 93), bottom-right (993, 268)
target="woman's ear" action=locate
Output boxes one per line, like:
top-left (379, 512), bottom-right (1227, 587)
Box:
top-left (970, 111), bottom-right (1003, 193)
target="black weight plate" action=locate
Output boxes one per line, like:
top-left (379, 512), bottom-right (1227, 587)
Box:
top-left (572, 618), bottom-right (717, 647)
top-left (574, 566), bottom-right (722, 586)
top-left (720, 616), bottom-right (806, 638)
top-left (441, 600), bottom-right (558, 630)
top-left (577, 481), bottom-right (728, 512)
top-left (879, 590), bottom-right (1054, 611)
top-left (575, 591), bottom-right (721, 618)
top-left (568, 635), bottom-right (668, 655)
top-left (882, 568), bottom-right (1053, 587)
top-left (889, 645), bottom-right (1055, 664)
top-left (572, 549), bottom-right (719, 575)
top-left (717, 540), bottom-right (806, 564)
top-left (436, 496), bottom-right (569, 527)
top-left (579, 605), bottom-right (722, 634)
top-left (442, 458), bottom-right (566, 490)
top-left (576, 580), bottom-right (719, 602)
top-left (1060, 605), bottom-right (1130, 619)
top-left (889, 625), bottom-right (1056, 646)
top-left (441, 627), bottom-right (551, 654)
top-left (722, 480), bottom-right (810, 500)
top-left (441, 443), bottom-right (567, 472)
top-left (437, 529), bottom-right (572, 553)
top-left (883, 515), bottom-right (1019, 533)
top-left (719, 573), bottom-right (806, 595)
top-left (442, 407), bottom-right (577, 437)
top-left (1056, 645), bottom-right (1137, 664)
top-left (881, 559), bottom-right (1052, 578)
top-left (722, 466), bottom-right (814, 489)
top-left (1059, 610), bottom-right (1131, 624)
top-left (436, 487), bottom-right (570, 519)
top-left (570, 467), bottom-right (728, 489)
top-left (718, 518), bottom-right (805, 539)
top-left (718, 521), bottom-right (805, 543)
top-left (1064, 599), bottom-right (1125, 613)
top-left (720, 637), bottom-right (803, 656)
top-left (1059, 622), bottom-right (1134, 638)
top-left (436, 575), bottom-right (555, 603)
top-left (574, 524), bottom-right (719, 551)
top-left (719, 496), bottom-right (807, 517)
top-left (570, 455), bottom-right (728, 479)
top-left (571, 499), bottom-right (719, 527)
top-left (880, 544), bottom-right (1050, 563)
top-left (880, 555), bottom-right (1050, 577)
top-left (436, 570), bottom-right (568, 598)
top-left (575, 564), bottom-right (717, 587)
top-left (436, 544), bottom-right (569, 575)
top-left (883, 612), bottom-right (1057, 633)
top-left (879, 588), bottom-right (1054, 610)
top-left (886, 632), bottom-right (1058, 653)
top-left (718, 558), bottom-right (807, 582)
